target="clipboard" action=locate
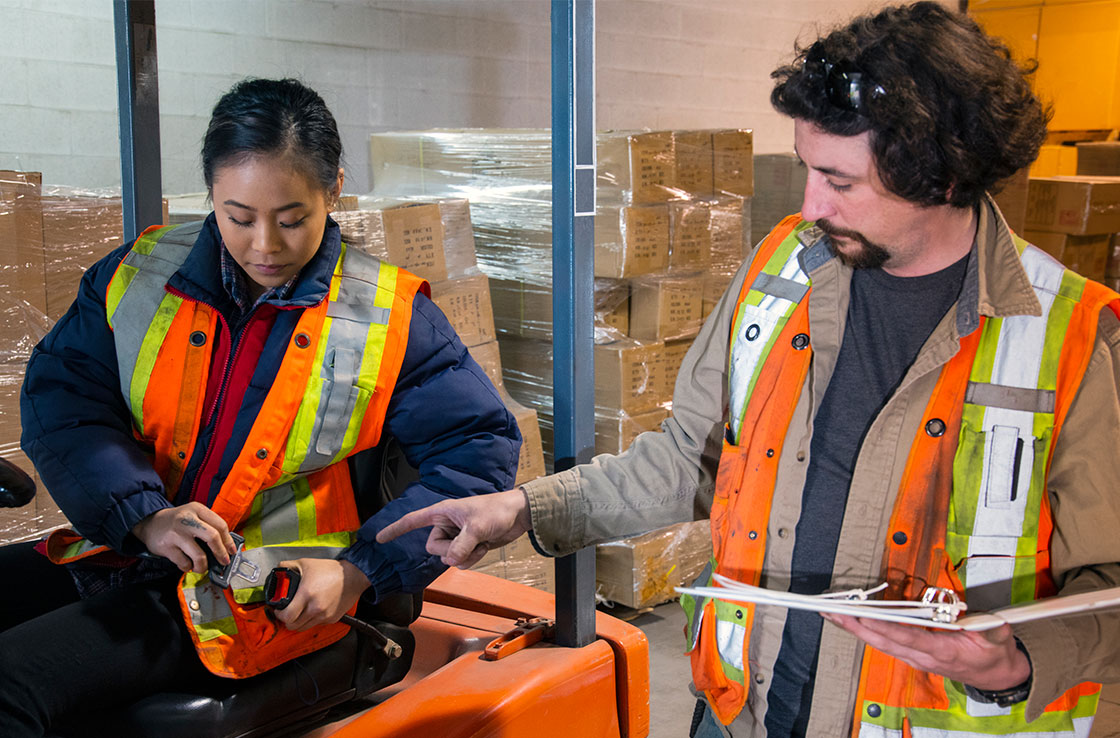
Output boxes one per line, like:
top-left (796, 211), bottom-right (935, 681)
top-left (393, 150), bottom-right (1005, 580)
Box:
top-left (675, 575), bottom-right (1120, 631)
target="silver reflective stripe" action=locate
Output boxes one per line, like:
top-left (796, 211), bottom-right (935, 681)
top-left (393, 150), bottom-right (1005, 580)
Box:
top-left (297, 248), bottom-right (385, 472)
top-left (965, 695), bottom-right (1010, 718)
top-left (858, 724), bottom-right (901, 738)
top-left (183, 580), bottom-right (234, 625)
top-left (910, 719), bottom-right (1093, 737)
top-left (257, 482), bottom-right (301, 545)
top-left (226, 545), bottom-right (348, 591)
top-left (967, 246), bottom-right (1064, 595)
top-left (687, 561), bottom-right (713, 649)
top-left (326, 302), bottom-right (391, 325)
top-left (714, 619), bottom-right (746, 671)
top-left (728, 241), bottom-right (809, 440)
top-left (112, 222), bottom-right (202, 405)
top-left (752, 272), bottom-right (810, 304)
top-left (315, 347), bottom-right (360, 456)
top-left (964, 383), bottom-right (1055, 414)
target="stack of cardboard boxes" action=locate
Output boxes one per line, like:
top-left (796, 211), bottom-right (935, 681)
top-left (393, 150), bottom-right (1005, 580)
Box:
top-left (369, 129), bottom-right (754, 472)
top-left (0, 172), bottom-right (173, 543)
top-left (369, 130), bottom-right (758, 605)
top-left (1025, 175), bottom-right (1120, 282)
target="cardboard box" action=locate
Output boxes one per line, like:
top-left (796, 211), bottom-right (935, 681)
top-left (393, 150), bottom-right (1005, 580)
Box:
top-left (41, 193), bottom-right (126, 322)
top-left (1024, 230), bottom-right (1110, 281)
top-left (429, 272), bottom-right (496, 348)
top-left (598, 131), bottom-right (677, 205)
top-left (713, 129), bottom-right (754, 198)
top-left (673, 131), bottom-right (714, 197)
top-left (668, 200), bottom-right (711, 273)
top-left (993, 166), bottom-right (1030, 235)
top-left (491, 277), bottom-right (630, 343)
top-left (595, 204), bottom-right (671, 279)
top-left (595, 520), bottom-right (712, 609)
top-left (709, 195), bottom-right (750, 270)
top-left (1109, 233), bottom-right (1120, 279)
top-left (333, 199), bottom-right (479, 282)
top-left (660, 337), bottom-right (694, 399)
top-left (703, 273), bottom-right (736, 320)
top-left (472, 533), bottom-right (555, 593)
top-left (596, 278), bottom-right (630, 340)
top-left (503, 387), bottom-right (546, 486)
top-left (1026, 176), bottom-right (1120, 235)
top-left (595, 406), bottom-right (669, 456)
top-left (1076, 142), bottom-right (1120, 176)
top-left (594, 339), bottom-right (668, 416)
top-left (629, 273), bottom-right (705, 342)
top-left (468, 339), bottom-right (504, 389)
top-left (0, 171), bottom-right (47, 317)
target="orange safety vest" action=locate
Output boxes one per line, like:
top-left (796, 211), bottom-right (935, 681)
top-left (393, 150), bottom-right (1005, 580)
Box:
top-left (680, 215), bottom-right (1118, 735)
top-left (41, 221), bottom-right (428, 678)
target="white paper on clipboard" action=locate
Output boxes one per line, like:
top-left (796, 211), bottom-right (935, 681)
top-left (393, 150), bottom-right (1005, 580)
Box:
top-left (675, 575), bottom-right (1120, 632)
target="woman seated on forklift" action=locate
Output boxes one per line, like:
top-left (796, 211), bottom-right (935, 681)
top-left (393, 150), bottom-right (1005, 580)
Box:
top-left (0, 77), bottom-right (521, 737)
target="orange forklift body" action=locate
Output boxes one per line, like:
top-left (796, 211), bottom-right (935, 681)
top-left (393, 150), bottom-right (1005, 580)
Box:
top-left (314, 567), bottom-right (651, 738)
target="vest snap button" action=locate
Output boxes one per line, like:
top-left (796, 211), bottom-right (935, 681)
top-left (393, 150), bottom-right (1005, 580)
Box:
top-left (778, 528), bottom-right (789, 539)
top-left (925, 418), bottom-right (946, 437)
top-left (893, 531), bottom-right (908, 545)
top-left (766, 448), bottom-right (774, 458)
top-left (754, 673), bottom-right (765, 684)
top-left (735, 609), bottom-right (743, 619)
top-left (189, 331), bottom-right (206, 347)
top-left (256, 448), bottom-right (268, 460)
top-left (792, 333), bottom-right (809, 350)
top-left (745, 323), bottom-right (761, 341)
top-left (178, 451), bottom-right (186, 459)
top-left (295, 332), bottom-right (311, 349)
top-left (189, 600), bottom-right (200, 611)
top-left (748, 530), bottom-right (758, 540)
top-left (867, 703), bottom-right (882, 718)
top-left (796, 451), bottom-right (806, 462)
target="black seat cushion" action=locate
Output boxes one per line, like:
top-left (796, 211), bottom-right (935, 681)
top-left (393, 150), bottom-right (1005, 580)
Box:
top-left (51, 619), bottom-right (414, 738)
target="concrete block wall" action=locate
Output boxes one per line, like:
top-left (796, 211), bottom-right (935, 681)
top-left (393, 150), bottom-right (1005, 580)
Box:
top-left (0, 0), bottom-right (953, 196)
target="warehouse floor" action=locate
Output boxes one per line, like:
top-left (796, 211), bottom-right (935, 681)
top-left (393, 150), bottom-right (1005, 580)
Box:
top-left (629, 602), bottom-right (1120, 738)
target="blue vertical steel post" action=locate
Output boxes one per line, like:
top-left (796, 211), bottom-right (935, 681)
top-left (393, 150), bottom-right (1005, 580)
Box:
top-left (114, 0), bottom-right (163, 244)
top-left (551, 0), bottom-right (597, 649)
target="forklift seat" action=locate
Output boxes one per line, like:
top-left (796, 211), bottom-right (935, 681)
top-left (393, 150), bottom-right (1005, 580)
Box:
top-left (49, 619), bottom-right (414, 738)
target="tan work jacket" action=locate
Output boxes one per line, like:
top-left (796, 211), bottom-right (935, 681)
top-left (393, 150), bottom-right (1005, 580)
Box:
top-left (522, 198), bottom-right (1120, 736)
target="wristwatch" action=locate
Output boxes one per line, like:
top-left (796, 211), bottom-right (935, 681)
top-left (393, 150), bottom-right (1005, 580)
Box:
top-left (964, 638), bottom-right (1033, 708)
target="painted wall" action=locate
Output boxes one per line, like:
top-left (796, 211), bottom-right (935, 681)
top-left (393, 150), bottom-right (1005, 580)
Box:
top-left (0, 0), bottom-right (950, 195)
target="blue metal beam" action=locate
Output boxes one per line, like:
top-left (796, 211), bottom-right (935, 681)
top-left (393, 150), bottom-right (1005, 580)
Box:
top-left (550, 0), bottom-right (597, 649)
top-left (114, 0), bottom-right (164, 243)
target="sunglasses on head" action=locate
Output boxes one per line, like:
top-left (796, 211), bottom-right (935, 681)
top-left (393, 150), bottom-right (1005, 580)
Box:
top-left (806, 42), bottom-right (886, 114)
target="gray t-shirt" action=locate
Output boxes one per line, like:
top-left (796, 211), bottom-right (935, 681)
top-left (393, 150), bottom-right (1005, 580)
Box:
top-left (764, 251), bottom-right (970, 737)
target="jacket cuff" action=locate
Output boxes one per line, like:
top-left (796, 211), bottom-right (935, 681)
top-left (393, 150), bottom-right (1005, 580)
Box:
top-left (1014, 619), bottom-right (1076, 721)
top-left (101, 486), bottom-right (173, 553)
top-left (339, 540), bottom-right (399, 603)
top-left (521, 468), bottom-right (584, 557)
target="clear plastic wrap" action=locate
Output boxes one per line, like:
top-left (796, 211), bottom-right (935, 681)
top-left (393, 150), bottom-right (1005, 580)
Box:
top-left (368, 128), bottom-right (755, 471)
top-left (471, 533), bottom-right (555, 593)
top-left (595, 520), bottom-right (713, 610)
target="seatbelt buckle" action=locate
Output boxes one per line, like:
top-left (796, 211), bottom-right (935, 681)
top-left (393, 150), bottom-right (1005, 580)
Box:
top-left (206, 532), bottom-right (255, 589)
top-left (264, 566), bottom-right (301, 610)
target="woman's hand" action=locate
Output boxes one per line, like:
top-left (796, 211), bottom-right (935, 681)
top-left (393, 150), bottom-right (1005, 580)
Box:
top-left (131, 502), bottom-right (238, 573)
top-left (271, 558), bottom-right (371, 631)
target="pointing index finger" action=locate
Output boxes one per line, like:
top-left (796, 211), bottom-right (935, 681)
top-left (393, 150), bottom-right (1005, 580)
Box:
top-left (377, 508), bottom-right (439, 544)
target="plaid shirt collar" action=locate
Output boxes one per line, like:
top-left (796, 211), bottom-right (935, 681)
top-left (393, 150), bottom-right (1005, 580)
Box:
top-left (219, 245), bottom-right (298, 319)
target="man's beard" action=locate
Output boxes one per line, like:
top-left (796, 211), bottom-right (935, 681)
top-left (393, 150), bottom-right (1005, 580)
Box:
top-left (817, 219), bottom-right (891, 270)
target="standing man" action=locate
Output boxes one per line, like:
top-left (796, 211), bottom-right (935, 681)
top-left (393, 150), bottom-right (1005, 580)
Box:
top-left (380, 3), bottom-right (1120, 736)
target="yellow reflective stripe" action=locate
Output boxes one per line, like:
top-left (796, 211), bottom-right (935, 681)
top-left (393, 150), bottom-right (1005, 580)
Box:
top-left (128, 293), bottom-right (183, 435)
top-left (105, 263), bottom-right (139, 328)
top-left (295, 478), bottom-right (317, 538)
top-left (194, 616), bottom-right (237, 641)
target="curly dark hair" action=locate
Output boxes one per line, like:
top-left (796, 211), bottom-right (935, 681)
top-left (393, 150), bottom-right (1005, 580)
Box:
top-left (771, 2), bottom-right (1050, 209)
